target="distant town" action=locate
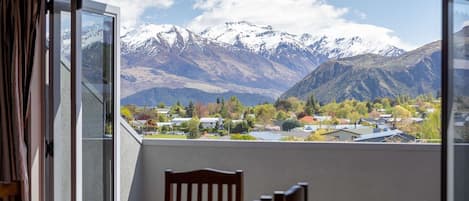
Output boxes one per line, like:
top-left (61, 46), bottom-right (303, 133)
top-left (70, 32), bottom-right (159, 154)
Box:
top-left (121, 94), bottom-right (442, 143)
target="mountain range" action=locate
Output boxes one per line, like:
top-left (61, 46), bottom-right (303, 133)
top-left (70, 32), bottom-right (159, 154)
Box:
top-left (281, 41), bottom-right (441, 103)
top-left (119, 21), bottom-right (407, 105)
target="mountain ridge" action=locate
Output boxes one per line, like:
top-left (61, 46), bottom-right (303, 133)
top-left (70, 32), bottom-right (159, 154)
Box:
top-left (281, 41), bottom-right (441, 102)
top-left (120, 22), bottom-right (408, 105)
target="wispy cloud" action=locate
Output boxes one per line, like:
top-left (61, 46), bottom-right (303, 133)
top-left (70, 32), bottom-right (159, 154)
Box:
top-left (189, 0), bottom-right (414, 50)
top-left (95, 0), bottom-right (174, 29)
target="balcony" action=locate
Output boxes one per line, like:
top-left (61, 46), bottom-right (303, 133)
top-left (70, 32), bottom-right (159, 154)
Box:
top-left (119, 120), bottom-right (440, 201)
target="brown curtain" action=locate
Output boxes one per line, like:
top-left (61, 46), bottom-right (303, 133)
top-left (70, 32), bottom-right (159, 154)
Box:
top-left (0, 0), bottom-right (44, 201)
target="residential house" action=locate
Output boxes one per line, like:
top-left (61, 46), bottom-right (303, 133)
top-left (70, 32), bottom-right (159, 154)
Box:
top-left (323, 127), bottom-right (374, 141)
top-left (154, 107), bottom-right (171, 117)
top-left (299, 116), bottom-right (315, 124)
top-left (200, 117), bottom-right (223, 129)
top-left (354, 129), bottom-right (416, 143)
top-left (156, 122), bottom-right (173, 127)
top-left (313, 115), bottom-right (332, 122)
top-left (171, 118), bottom-right (192, 126)
top-left (323, 129), bottom-right (362, 141)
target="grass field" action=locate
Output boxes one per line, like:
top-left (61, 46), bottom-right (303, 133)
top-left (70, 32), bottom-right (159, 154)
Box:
top-left (144, 134), bottom-right (187, 139)
top-left (144, 134), bottom-right (223, 139)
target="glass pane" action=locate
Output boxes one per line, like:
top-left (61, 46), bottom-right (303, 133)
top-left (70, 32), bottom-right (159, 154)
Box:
top-left (53, 10), bottom-right (72, 201)
top-left (451, 1), bottom-right (469, 201)
top-left (81, 11), bottom-right (114, 201)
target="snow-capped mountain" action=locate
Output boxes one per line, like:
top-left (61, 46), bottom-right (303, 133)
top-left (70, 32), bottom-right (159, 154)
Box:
top-left (119, 23), bottom-right (299, 103)
top-left (200, 21), bottom-right (323, 74)
top-left (299, 34), bottom-right (405, 58)
top-left (121, 24), bottom-right (208, 55)
top-left (201, 21), bottom-right (309, 55)
top-left (72, 21), bottom-right (411, 105)
top-left (200, 21), bottom-right (405, 66)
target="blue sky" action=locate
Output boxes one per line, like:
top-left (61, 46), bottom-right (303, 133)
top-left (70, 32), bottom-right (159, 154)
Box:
top-left (108, 0), bottom-right (441, 49)
top-left (327, 0), bottom-right (441, 48)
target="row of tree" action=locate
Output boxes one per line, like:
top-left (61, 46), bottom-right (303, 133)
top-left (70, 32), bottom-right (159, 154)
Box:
top-left (121, 93), bottom-right (441, 139)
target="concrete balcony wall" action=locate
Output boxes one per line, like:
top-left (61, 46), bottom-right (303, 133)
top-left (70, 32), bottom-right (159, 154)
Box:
top-left (140, 140), bottom-right (440, 201)
top-left (120, 121), bottom-right (144, 201)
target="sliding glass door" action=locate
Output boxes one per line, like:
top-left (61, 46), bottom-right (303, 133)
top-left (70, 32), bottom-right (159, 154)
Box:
top-left (48, 1), bottom-right (120, 201)
top-left (80, 9), bottom-right (118, 201)
top-left (445, 0), bottom-right (469, 201)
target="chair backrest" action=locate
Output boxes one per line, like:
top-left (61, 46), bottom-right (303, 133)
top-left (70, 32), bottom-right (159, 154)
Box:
top-left (165, 168), bottom-right (244, 201)
top-left (273, 183), bottom-right (308, 201)
top-left (0, 182), bottom-right (20, 201)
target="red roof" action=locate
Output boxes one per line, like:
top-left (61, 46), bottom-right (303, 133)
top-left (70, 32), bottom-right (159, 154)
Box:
top-left (299, 116), bottom-right (315, 124)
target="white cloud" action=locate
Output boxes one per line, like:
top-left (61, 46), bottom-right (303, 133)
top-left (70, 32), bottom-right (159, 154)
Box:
top-left (189, 0), bottom-right (415, 50)
top-left (95, 0), bottom-right (174, 29)
top-left (353, 9), bottom-right (367, 20)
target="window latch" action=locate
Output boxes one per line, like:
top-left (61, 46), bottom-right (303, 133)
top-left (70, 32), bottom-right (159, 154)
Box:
top-left (45, 140), bottom-right (53, 158)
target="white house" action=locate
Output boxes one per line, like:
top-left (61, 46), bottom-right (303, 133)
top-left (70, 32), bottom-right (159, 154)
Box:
top-left (200, 117), bottom-right (223, 129)
top-left (157, 122), bottom-right (173, 127)
top-left (313, 115), bottom-right (331, 122)
top-left (171, 118), bottom-right (192, 126)
top-left (154, 107), bottom-right (171, 117)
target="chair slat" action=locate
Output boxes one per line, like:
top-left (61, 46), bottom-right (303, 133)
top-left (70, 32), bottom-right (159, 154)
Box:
top-left (236, 171), bottom-right (243, 201)
top-left (197, 184), bottom-right (202, 201)
top-left (208, 183), bottom-right (213, 201)
top-left (218, 184), bottom-right (223, 201)
top-left (164, 180), bottom-right (173, 201)
top-left (165, 169), bottom-right (243, 201)
top-left (187, 183), bottom-right (193, 201)
top-left (228, 184), bottom-right (233, 201)
top-left (176, 183), bottom-right (182, 201)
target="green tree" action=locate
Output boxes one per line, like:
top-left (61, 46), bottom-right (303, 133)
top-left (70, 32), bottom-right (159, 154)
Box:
top-left (246, 115), bottom-right (255, 128)
top-left (337, 102), bottom-right (353, 118)
top-left (187, 117), bottom-right (201, 139)
top-left (392, 105), bottom-right (412, 119)
top-left (306, 129), bottom-right (328, 141)
top-left (170, 102), bottom-right (185, 117)
top-left (348, 111), bottom-right (361, 123)
top-left (421, 108), bottom-right (441, 139)
top-left (381, 98), bottom-right (392, 109)
top-left (366, 101), bottom-right (373, 113)
top-left (121, 106), bottom-right (134, 121)
top-left (158, 115), bottom-right (168, 122)
top-left (356, 102), bottom-right (368, 115)
top-left (231, 121), bottom-right (250, 133)
top-left (322, 100), bottom-right (339, 117)
top-left (305, 94), bottom-right (320, 115)
top-left (186, 101), bottom-right (195, 117)
top-left (157, 102), bottom-right (166, 108)
top-left (276, 111), bottom-right (289, 121)
top-left (254, 104), bottom-right (276, 128)
top-left (373, 103), bottom-right (383, 110)
top-left (282, 119), bottom-right (301, 131)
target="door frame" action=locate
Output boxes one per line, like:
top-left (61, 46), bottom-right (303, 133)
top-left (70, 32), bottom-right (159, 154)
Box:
top-left (47, 1), bottom-right (120, 201)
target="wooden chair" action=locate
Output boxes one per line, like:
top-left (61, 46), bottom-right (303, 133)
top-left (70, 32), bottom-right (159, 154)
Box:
top-left (0, 182), bottom-right (20, 201)
top-left (254, 195), bottom-right (273, 201)
top-left (165, 168), bottom-right (244, 201)
top-left (273, 183), bottom-right (308, 201)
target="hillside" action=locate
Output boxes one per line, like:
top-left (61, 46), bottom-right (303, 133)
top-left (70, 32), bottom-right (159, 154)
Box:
top-left (281, 41), bottom-right (441, 102)
top-left (121, 87), bottom-right (274, 106)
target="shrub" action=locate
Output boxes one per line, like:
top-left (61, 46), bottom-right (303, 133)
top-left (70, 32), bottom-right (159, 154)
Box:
top-left (282, 119), bottom-right (301, 131)
top-left (230, 134), bottom-right (256, 140)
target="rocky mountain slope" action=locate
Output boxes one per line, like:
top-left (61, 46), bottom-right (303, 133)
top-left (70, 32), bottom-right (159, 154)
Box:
top-left (120, 22), bottom-right (406, 105)
top-left (281, 41), bottom-right (441, 102)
